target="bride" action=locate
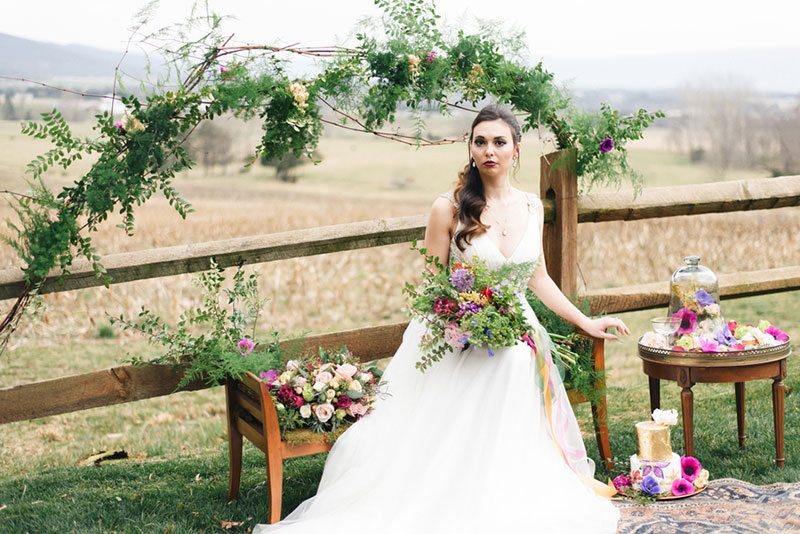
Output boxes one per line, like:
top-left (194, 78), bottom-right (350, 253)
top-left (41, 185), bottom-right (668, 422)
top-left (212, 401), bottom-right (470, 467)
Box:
top-left (254, 104), bottom-right (630, 533)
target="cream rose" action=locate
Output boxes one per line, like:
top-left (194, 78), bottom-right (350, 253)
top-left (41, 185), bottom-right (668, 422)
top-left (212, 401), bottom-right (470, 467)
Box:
top-left (335, 363), bottom-right (358, 379)
top-left (693, 469), bottom-right (710, 489)
top-left (299, 405), bottom-right (312, 418)
top-left (314, 403), bottom-right (335, 423)
top-left (326, 389), bottom-right (336, 400)
top-left (286, 359), bottom-right (300, 371)
top-left (349, 380), bottom-right (363, 393)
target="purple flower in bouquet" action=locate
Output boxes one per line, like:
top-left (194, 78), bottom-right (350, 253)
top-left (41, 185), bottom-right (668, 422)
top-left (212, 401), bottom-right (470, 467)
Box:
top-left (699, 338), bottom-right (719, 352)
top-left (695, 289), bottom-right (715, 307)
top-left (672, 308), bottom-right (698, 335)
top-left (237, 337), bottom-right (255, 354)
top-left (640, 475), bottom-right (661, 495)
top-left (599, 137), bottom-right (615, 153)
top-left (260, 369), bottom-right (279, 386)
top-left (671, 477), bottom-right (695, 496)
top-left (450, 268), bottom-right (475, 292)
top-left (716, 324), bottom-right (737, 346)
top-left (458, 301), bottom-right (481, 317)
top-left (765, 326), bottom-right (789, 342)
top-left (681, 456), bottom-right (702, 482)
top-left (336, 395), bottom-right (352, 409)
top-left (612, 474), bottom-right (632, 492)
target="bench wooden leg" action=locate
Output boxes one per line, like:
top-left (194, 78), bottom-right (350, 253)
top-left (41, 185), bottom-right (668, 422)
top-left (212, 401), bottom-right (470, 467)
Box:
top-left (225, 383), bottom-right (243, 501)
top-left (266, 446), bottom-right (284, 523)
top-left (591, 395), bottom-right (614, 471)
top-left (773, 378), bottom-right (786, 468)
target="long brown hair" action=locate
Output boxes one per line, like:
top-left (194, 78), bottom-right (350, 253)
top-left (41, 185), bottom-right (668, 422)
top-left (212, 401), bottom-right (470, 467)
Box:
top-left (452, 104), bottom-right (522, 252)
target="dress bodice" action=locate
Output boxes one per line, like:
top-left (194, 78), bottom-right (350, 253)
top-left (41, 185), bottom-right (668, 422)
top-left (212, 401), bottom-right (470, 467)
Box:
top-left (438, 189), bottom-right (543, 289)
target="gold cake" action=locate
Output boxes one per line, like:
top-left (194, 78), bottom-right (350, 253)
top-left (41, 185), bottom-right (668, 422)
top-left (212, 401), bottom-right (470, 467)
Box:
top-left (635, 421), bottom-right (672, 461)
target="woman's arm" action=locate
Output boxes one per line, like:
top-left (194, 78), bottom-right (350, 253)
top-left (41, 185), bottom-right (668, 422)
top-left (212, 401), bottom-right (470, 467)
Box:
top-left (423, 196), bottom-right (457, 274)
top-left (527, 196), bottom-right (630, 341)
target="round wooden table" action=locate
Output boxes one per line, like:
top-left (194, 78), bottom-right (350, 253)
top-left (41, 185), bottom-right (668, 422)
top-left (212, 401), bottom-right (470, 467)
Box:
top-left (637, 342), bottom-right (792, 468)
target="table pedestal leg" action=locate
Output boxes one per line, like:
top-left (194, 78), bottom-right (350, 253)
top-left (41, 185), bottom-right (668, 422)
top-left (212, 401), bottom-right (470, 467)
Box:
top-left (773, 378), bottom-right (785, 468)
top-left (649, 377), bottom-right (660, 412)
top-left (735, 382), bottom-right (746, 449)
top-left (681, 386), bottom-right (694, 456)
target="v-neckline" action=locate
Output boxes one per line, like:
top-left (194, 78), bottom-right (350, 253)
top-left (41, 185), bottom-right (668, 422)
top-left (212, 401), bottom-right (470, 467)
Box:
top-left (482, 191), bottom-right (532, 262)
top-left (482, 208), bottom-right (531, 262)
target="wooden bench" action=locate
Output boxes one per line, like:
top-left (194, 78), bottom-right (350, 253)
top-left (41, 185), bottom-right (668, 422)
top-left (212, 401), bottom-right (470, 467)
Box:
top-left (225, 321), bottom-right (613, 524)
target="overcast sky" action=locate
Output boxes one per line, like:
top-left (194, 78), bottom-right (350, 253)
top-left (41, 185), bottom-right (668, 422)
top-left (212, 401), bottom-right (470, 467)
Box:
top-left (4, 0), bottom-right (800, 59)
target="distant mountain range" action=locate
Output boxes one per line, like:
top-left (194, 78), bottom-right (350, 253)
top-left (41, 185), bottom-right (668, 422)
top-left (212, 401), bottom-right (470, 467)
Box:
top-left (0, 32), bottom-right (153, 87)
top-left (1, 31), bottom-right (797, 96)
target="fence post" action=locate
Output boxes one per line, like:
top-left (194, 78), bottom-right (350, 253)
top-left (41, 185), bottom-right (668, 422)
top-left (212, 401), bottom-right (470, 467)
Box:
top-left (539, 148), bottom-right (578, 296)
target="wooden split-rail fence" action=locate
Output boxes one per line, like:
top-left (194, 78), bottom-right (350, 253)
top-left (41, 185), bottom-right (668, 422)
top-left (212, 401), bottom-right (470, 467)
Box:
top-left (1, 149), bottom-right (799, 437)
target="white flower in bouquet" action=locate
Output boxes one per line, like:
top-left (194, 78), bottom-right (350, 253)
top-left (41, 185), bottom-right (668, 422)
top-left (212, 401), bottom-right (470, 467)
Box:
top-left (335, 409), bottom-right (346, 420)
top-left (349, 379), bottom-right (363, 393)
top-left (314, 403), bottom-right (335, 423)
top-left (703, 303), bottom-right (721, 317)
top-left (326, 389), bottom-right (336, 400)
top-left (294, 376), bottom-right (307, 387)
top-left (313, 381), bottom-right (327, 392)
top-left (316, 371), bottom-right (333, 384)
top-left (652, 408), bottom-right (678, 426)
top-left (286, 359), bottom-right (301, 371)
top-left (299, 405), bottom-right (312, 418)
top-left (335, 363), bottom-right (358, 379)
top-left (329, 376), bottom-right (342, 389)
top-left (359, 371), bottom-right (374, 382)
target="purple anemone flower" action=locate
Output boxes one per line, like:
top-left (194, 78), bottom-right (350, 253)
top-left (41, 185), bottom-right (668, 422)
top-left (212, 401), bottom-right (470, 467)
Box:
top-left (599, 137), bottom-right (615, 153)
top-left (695, 289), bottom-right (715, 307)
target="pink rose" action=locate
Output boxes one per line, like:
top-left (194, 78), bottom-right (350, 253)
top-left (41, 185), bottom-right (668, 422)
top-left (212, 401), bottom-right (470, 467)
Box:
top-left (612, 474), bottom-right (631, 492)
top-left (314, 403), bottom-right (335, 423)
top-left (316, 371), bottom-right (333, 384)
top-left (286, 359), bottom-right (300, 371)
top-left (293, 376), bottom-right (307, 387)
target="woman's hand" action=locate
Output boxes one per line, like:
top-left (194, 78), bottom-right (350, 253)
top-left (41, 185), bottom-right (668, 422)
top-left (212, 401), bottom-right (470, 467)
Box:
top-left (581, 316), bottom-right (631, 341)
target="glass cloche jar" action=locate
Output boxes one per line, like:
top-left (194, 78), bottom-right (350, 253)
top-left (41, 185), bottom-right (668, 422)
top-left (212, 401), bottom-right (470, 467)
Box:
top-left (668, 256), bottom-right (722, 333)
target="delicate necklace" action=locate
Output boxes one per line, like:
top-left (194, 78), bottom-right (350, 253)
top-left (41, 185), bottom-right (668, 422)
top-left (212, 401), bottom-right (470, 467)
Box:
top-left (484, 187), bottom-right (516, 236)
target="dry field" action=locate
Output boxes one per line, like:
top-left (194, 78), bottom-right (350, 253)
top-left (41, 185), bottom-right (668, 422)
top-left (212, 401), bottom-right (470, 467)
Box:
top-left (0, 115), bottom-right (797, 474)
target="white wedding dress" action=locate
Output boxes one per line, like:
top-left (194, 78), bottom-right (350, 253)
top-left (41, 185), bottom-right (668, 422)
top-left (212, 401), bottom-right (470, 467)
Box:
top-left (254, 191), bottom-right (620, 533)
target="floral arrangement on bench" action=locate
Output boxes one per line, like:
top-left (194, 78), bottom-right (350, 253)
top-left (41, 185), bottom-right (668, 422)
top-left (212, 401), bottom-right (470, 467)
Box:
top-left (256, 346), bottom-right (386, 444)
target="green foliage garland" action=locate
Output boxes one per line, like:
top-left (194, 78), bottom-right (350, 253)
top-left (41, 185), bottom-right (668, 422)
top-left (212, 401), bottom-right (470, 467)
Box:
top-left (1, 0), bottom-right (663, 347)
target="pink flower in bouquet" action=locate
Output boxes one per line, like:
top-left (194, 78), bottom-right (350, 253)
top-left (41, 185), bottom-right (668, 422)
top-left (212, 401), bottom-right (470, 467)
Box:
top-left (672, 308), bottom-right (698, 335)
top-left (630, 469), bottom-right (643, 485)
top-left (335, 363), bottom-right (358, 379)
top-left (765, 326), bottom-right (789, 342)
top-left (260, 369), bottom-right (279, 386)
top-left (336, 395), bottom-right (352, 409)
top-left (316, 371), bottom-right (333, 384)
top-left (681, 456), bottom-right (702, 482)
top-left (671, 477), bottom-right (695, 496)
top-left (730, 342), bottom-right (745, 351)
top-left (727, 320), bottom-right (738, 334)
top-left (277, 384), bottom-right (294, 404)
top-left (286, 359), bottom-right (300, 371)
top-left (444, 323), bottom-right (469, 349)
top-left (434, 297), bottom-right (458, 316)
top-left (699, 338), bottom-right (719, 352)
top-left (290, 395), bottom-right (305, 408)
top-left (612, 474), bottom-right (632, 492)
top-left (294, 376), bottom-right (307, 387)
top-left (237, 337), bottom-right (255, 354)
top-left (113, 121), bottom-right (125, 131)
top-left (425, 50), bottom-right (438, 62)
top-left (347, 402), bottom-right (368, 417)
top-left (314, 403), bottom-right (335, 423)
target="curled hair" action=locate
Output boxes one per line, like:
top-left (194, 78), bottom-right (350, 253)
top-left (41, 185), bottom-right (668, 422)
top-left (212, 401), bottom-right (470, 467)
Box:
top-left (452, 104), bottom-right (522, 252)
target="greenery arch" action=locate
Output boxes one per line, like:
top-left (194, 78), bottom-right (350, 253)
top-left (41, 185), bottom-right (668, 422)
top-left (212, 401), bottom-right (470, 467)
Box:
top-left (0, 0), bottom-right (663, 347)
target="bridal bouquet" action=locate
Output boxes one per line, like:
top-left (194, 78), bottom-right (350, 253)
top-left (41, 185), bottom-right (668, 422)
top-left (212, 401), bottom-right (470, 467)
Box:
top-left (258, 346), bottom-right (386, 435)
top-left (403, 241), bottom-right (537, 371)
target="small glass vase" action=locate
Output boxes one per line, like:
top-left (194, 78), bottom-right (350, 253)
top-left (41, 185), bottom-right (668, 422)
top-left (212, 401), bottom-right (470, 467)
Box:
top-left (669, 255), bottom-right (723, 332)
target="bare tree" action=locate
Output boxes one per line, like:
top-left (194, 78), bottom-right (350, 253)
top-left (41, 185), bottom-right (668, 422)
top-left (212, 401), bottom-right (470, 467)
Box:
top-left (186, 121), bottom-right (234, 175)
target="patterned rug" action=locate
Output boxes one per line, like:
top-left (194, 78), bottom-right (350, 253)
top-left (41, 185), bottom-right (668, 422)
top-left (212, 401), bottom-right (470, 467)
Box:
top-left (615, 478), bottom-right (800, 533)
